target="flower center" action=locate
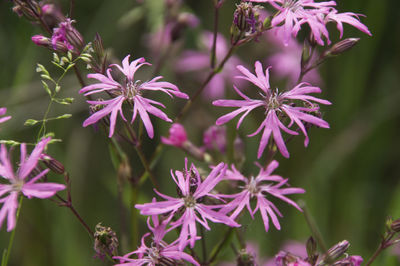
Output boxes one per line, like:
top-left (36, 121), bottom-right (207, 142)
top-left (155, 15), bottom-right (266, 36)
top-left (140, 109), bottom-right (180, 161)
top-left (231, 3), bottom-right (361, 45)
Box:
top-left (125, 80), bottom-right (141, 99)
top-left (246, 177), bottom-right (259, 196)
top-left (184, 195), bottom-right (197, 209)
top-left (266, 91), bottom-right (282, 111)
top-left (148, 245), bottom-right (161, 262)
top-left (11, 179), bottom-right (24, 192)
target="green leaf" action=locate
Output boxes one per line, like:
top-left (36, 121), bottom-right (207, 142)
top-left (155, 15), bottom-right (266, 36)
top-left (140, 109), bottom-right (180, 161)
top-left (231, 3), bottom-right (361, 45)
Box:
top-left (41, 80), bottom-right (52, 96)
top-left (55, 114), bottom-right (72, 119)
top-left (54, 98), bottom-right (74, 105)
top-left (0, 140), bottom-right (21, 146)
top-left (24, 119), bottom-right (39, 126)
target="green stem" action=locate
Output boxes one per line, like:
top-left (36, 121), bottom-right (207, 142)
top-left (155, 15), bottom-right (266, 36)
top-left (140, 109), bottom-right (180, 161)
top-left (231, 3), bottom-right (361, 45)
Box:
top-left (200, 226), bottom-right (207, 263)
top-left (299, 200), bottom-right (327, 253)
top-left (2, 196), bottom-right (23, 266)
top-left (130, 185), bottom-right (139, 249)
top-left (207, 228), bottom-right (235, 264)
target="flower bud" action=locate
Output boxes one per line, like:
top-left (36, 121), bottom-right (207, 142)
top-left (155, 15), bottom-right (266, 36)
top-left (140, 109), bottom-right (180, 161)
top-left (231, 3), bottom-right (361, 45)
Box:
top-left (41, 154), bottom-right (65, 174)
top-left (203, 125), bottom-right (226, 153)
top-left (306, 236), bottom-right (317, 257)
top-left (233, 2), bottom-right (260, 34)
top-left (94, 223), bottom-right (119, 260)
top-left (51, 19), bottom-right (84, 54)
top-left (161, 123), bottom-right (187, 148)
top-left (334, 255), bottom-right (363, 266)
top-left (323, 38), bottom-right (360, 57)
top-left (320, 240), bottom-right (350, 263)
top-left (237, 248), bottom-right (256, 266)
top-left (390, 218), bottom-right (400, 232)
top-left (31, 34), bottom-right (70, 53)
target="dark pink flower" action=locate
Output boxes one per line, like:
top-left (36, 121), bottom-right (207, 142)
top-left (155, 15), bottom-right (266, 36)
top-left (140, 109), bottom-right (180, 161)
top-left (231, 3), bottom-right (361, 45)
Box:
top-left (220, 161), bottom-right (305, 232)
top-left (79, 55), bottom-right (188, 138)
top-left (213, 61), bottom-right (330, 158)
top-left (175, 32), bottom-right (245, 99)
top-left (135, 159), bottom-right (239, 250)
top-left (0, 138), bottom-right (66, 231)
top-left (0, 108), bottom-right (11, 124)
top-left (161, 123), bottom-right (187, 147)
top-left (51, 18), bottom-right (83, 52)
top-left (203, 125), bottom-right (226, 153)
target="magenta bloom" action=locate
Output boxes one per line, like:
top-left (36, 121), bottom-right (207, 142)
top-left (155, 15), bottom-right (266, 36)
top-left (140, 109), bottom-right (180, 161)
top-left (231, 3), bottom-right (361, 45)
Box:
top-left (79, 55), bottom-right (188, 138)
top-left (161, 123), bottom-right (187, 147)
top-left (250, 0), bottom-right (371, 46)
top-left (175, 32), bottom-right (245, 99)
top-left (203, 125), bottom-right (227, 153)
top-left (213, 61), bottom-right (330, 158)
top-left (220, 161), bottom-right (305, 232)
top-left (114, 214), bottom-right (199, 266)
top-left (0, 138), bottom-right (66, 231)
top-left (0, 108), bottom-right (11, 124)
top-left (135, 159), bottom-right (239, 250)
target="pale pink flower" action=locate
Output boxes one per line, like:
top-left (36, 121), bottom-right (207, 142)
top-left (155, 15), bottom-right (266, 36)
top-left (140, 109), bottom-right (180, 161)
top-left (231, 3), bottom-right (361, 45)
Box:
top-left (161, 123), bottom-right (187, 147)
top-left (175, 32), bottom-right (245, 99)
top-left (0, 138), bottom-right (66, 231)
top-left (114, 213), bottom-right (199, 266)
top-left (135, 159), bottom-right (239, 250)
top-left (0, 108), bottom-right (11, 124)
top-left (213, 61), bottom-right (330, 158)
top-left (220, 161), bottom-right (305, 232)
top-left (79, 55), bottom-right (188, 138)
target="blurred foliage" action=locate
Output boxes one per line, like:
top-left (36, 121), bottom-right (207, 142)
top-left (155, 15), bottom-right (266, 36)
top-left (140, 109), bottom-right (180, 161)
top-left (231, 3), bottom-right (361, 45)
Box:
top-left (0, 0), bottom-right (399, 265)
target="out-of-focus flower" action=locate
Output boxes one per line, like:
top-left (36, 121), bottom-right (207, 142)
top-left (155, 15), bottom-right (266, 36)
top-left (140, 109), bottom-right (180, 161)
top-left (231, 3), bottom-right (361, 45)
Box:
top-left (114, 214), bottom-right (199, 266)
top-left (275, 251), bottom-right (311, 266)
top-left (161, 123), bottom-right (187, 147)
top-left (0, 138), bottom-right (66, 231)
top-left (135, 159), bottom-right (239, 250)
top-left (220, 161), bottom-right (305, 232)
top-left (175, 32), bottom-right (245, 99)
top-left (264, 241), bottom-right (308, 266)
top-left (213, 61), bottom-right (330, 158)
top-left (79, 55), bottom-right (188, 138)
top-left (265, 28), bottom-right (321, 85)
top-left (249, 0), bottom-right (371, 46)
top-left (0, 108), bottom-right (11, 125)
top-left (203, 125), bottom-right (226, 153)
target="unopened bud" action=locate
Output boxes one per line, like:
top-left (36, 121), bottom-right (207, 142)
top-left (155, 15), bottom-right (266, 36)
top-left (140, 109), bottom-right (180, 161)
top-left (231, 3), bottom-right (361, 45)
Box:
top-left (391, 218), bottom-right (400, 232)
top-left (306, 236), bottom-right (317, 257)
top-left (32, 34), bottom-right (70, 53)
top-left (323, 38), bottom-right (360, 57)
top-left (41, 154), bottom-right (65, 174)
top-left (237, 248), bottom-right (256, 266)
top-left (94, 223), bottom-right (119, 260)
top-left (321, 240), bottom-right (350, 263)
top-left (233, 2), bottom-right (259, 34)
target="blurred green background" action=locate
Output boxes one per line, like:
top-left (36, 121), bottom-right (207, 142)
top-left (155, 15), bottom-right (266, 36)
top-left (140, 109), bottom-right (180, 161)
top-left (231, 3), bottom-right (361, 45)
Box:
top-left (0, 0), bottom-right (399, 265)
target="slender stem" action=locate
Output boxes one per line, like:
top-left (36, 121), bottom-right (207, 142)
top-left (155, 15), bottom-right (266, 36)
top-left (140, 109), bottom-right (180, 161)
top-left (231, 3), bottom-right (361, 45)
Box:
top-left (73, 65), bottom-right (86, 87)
top-left (207, 227), bottom-right (235, 264)
top-left (55, 194), bottom-right (94, 237)
top-left (1, 196), bottom-right (23, 266)
top-left (366, 233), bottom-right (395, 266)
top-left (130, 185), bottom-right (139, 249)
top-left (210, 5), bottom-right (219, 69)
top-left (200, 226), bottom-right (207, 263)
top-left (69, 0), bottom-right (75, 18)
top-left (299, 200), bottom-right (328, 254)
top-left (176, 44), bottom-right (238, 121)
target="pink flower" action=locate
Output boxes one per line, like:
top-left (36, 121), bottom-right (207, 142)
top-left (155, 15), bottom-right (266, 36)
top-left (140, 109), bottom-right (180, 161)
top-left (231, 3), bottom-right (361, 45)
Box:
top-left (51, 18), bottom-right (83, 52)
top-left (175, 32), bottom-right (245, 99)
top-left (161, 123), bottom-right (187, 147)
top-left (0, 138), bottom-right (66, 231)
top-left (0, 108), bottom-right (11, 124)
top-left (114, 214), bottom-right (199, 266)
top-left (79, 55), bottom-right (188, 138)
top-left (213, 61), bottom-right (330, 158)
top-left (249, 0), bottom-right (371, 46)
top-left (135, 159), bottom-right (239, 250)
top-left (220, 161), bottom-right (305, 232)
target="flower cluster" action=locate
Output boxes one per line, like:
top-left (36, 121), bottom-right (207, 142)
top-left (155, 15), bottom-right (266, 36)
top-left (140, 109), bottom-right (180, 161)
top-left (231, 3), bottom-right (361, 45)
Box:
top-left (214, 61), bottom-right (330, 158)
top-left (249, 0), bottom-right (371, 46)
top-left (80, 55), bottom-right (188, 138)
